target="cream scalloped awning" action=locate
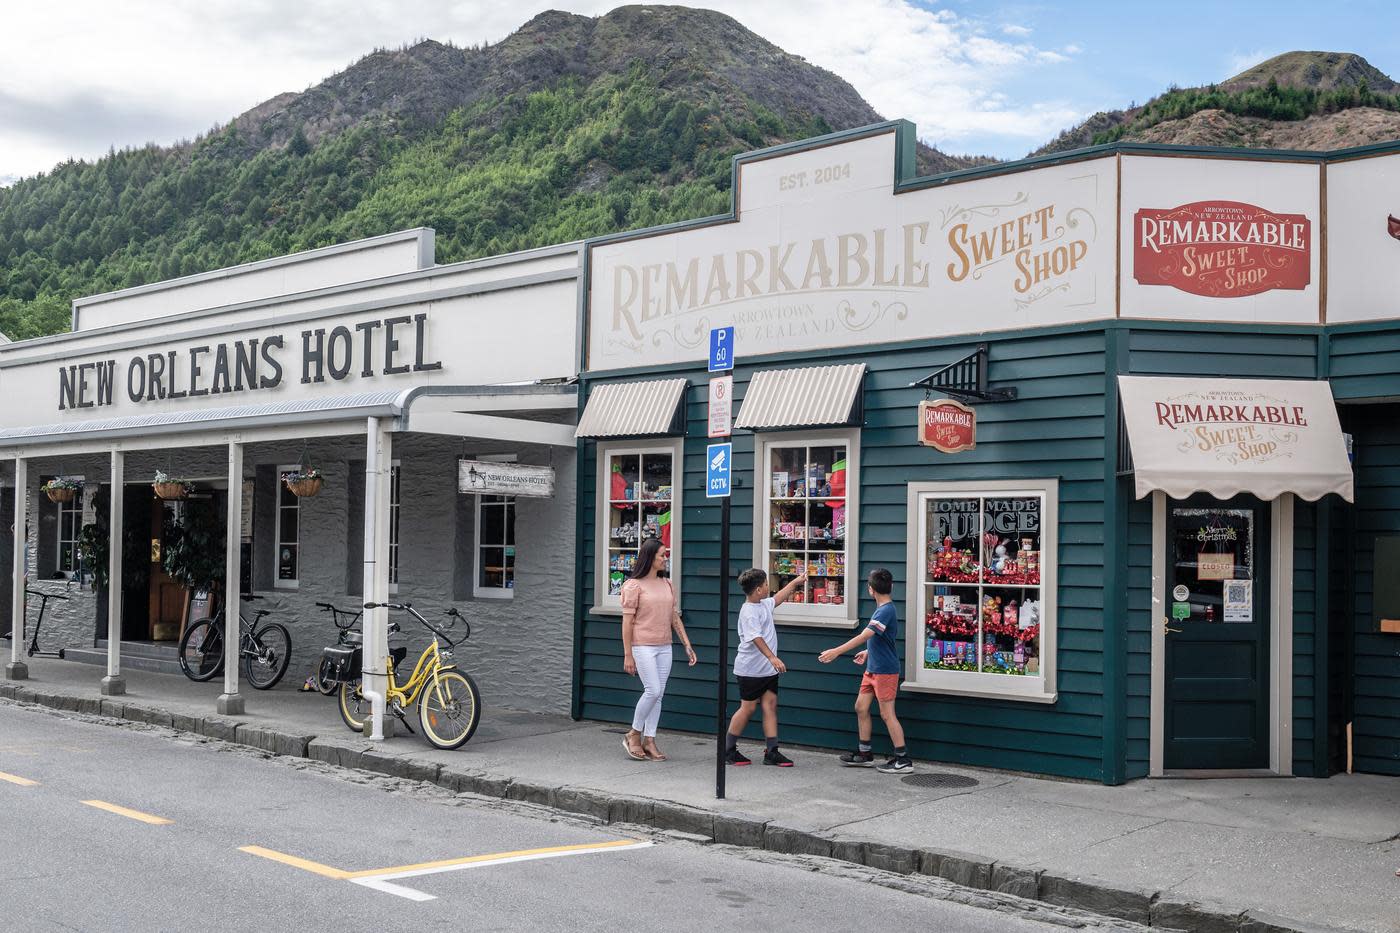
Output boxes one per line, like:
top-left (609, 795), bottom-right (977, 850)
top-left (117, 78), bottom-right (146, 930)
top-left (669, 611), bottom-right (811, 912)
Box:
top-left (1118, 376), bottom-right (1353, 503)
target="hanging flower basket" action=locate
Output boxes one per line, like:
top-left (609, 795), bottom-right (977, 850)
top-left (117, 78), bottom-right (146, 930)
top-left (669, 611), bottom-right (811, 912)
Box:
top-left (42, 477), bottom-right (82, 504)
top-left (282, 467), bottom-right (323, 498)
top-left (152, 471), bottom-right (193, 501)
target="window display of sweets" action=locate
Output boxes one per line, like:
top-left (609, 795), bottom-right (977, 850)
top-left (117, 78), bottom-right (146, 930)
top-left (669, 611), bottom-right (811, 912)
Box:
top-left (919, 494), bottom-right (1045, 677)
top-left (605, 450), bottom-right (675, 601)
top-left (764, 442), bottom-right (850, 610)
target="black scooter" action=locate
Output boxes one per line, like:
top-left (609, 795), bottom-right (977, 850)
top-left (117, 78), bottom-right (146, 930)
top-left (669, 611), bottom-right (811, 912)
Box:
top-left (24, 588), bottom-right (69, 659)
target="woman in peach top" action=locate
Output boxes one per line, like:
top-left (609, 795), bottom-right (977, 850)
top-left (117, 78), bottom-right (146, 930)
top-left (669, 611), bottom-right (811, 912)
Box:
top-left (621, 538), bottom-right (697, 761)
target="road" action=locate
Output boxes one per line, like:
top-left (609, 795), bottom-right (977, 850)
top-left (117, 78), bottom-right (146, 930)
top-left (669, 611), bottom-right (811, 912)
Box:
top-left (0, 701), bottom-right (1138, 932)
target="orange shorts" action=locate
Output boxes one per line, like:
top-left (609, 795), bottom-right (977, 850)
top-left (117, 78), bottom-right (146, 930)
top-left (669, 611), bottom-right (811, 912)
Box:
top-left (859, 672), bottom-right (900, 702)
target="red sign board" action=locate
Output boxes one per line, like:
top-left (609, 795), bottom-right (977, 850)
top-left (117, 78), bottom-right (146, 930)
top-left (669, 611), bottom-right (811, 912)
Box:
top-left (919, 399), bottom-right (976, 453)
top-left (1133, 200), bottom-right (1311, 298)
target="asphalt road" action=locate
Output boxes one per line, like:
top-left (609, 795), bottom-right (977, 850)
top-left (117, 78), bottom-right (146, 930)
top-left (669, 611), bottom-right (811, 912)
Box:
top-left (0, 701), bottom-right (1139, 932)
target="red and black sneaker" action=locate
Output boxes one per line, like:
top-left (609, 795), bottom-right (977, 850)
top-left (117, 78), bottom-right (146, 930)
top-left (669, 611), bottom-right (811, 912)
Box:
top-left (725, 747), bottom-right (752, 766)
top-left (763, 748), bottom-right (795, 767)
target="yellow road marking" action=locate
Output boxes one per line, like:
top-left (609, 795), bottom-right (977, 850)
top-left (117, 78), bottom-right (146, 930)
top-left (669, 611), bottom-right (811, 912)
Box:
top-left (0, 770), bottom-right (38, 786)
top-left (241, 838), bottom-right (642, 882)
top-left (81, 800), bottom-right (173, 825)
top-left (345, 839), bottom-right (642, 879)
top-left (239, 846), bottom-right (351, 880)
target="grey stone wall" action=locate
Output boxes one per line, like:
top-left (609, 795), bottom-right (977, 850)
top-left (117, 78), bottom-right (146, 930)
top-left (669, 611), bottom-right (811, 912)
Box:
top-left (0, 434), bottom-right (576, 715)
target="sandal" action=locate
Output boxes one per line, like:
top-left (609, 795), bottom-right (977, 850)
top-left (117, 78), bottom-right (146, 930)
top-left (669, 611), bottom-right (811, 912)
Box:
top-left (643, 742), bottom-right (667, 762)
top-left (623, 733), bottom-right (646, 761)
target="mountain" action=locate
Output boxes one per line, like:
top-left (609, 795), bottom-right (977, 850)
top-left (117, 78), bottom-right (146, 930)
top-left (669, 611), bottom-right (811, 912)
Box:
top-left (1034, 50), bottom-right (1400, 156)
top-left (0, 5), bottom-right (985, 340)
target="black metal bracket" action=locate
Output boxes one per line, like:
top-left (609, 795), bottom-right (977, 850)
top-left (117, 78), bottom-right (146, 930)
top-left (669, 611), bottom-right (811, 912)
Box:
top-left (908, 344), bottom-right (1017, 402)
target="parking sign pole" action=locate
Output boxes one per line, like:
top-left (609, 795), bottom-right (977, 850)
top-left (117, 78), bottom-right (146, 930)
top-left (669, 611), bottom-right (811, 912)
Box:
top-left (716, 493), bottom-right (730, 800)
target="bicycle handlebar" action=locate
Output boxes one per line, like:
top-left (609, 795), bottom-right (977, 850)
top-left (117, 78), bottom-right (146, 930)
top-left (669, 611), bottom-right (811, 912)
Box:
top-left (24, 589), bottom-right (69, 601)
top-left (363, 602), bottom-right (465, 647)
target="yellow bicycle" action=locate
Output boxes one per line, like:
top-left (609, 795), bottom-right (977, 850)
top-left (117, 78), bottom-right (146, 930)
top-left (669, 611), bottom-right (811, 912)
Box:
top-left (334, 602), bottom-right (482, 750)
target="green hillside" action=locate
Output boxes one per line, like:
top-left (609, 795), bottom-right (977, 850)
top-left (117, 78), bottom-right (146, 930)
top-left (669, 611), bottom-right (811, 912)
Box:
top-left (0, 6), bottom-right (975, 341)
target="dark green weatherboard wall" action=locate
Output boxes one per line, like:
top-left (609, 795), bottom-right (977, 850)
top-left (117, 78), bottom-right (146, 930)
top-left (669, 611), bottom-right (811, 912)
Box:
top-left (1322, 325), bottom-right (1400, 775)
top-left (577, 326), bottom-right (1118, 782)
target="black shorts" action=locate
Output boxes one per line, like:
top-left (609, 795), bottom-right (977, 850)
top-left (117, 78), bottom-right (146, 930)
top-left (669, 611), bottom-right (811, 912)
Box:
top-left (737, 674), bottom-right (780, 701)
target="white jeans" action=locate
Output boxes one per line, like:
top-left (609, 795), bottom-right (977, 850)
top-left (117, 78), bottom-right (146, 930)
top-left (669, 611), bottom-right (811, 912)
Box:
top-left (631, 644), bottom-right (673, 737)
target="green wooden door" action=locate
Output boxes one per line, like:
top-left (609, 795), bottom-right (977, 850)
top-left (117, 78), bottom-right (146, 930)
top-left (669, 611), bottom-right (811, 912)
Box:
top-left (1163, 495), bottom-right (1270, 770)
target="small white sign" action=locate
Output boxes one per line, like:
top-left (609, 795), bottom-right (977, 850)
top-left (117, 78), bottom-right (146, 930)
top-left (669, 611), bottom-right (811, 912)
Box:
top-left (1223, 579), bottom-right (1252, 623)
top-left (458, 460), bottom-right (556, 498)
top-left (1172, 584), bottom-right (1189, 602)
top-left (708, 375), bottom-right (733, 438)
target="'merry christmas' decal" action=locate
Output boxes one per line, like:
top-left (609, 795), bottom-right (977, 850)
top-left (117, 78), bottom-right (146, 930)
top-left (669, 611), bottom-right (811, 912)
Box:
top-left (1133, 200), bottom-right (1310, 298)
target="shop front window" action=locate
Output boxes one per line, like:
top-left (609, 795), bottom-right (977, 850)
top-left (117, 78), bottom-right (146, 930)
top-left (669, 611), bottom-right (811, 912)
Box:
top-left (57, 485), bottom-right (85, 576)
top-left (274, 464), bottom-right (299, 588)
top-left (388, 462), bottom-right (401, 589)
top-left (597, 442), bottom-right (680, 608)
top-left (758, 432), bottom-right (858, 624)
top-left (906, 480), bottom-right (1057, 702)
top-left (475, 495), bottom-right (516, 597)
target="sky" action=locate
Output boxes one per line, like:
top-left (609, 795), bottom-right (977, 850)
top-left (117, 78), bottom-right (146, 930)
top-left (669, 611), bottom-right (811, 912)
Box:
top-left (2, 0), bottom-right (1400, 185)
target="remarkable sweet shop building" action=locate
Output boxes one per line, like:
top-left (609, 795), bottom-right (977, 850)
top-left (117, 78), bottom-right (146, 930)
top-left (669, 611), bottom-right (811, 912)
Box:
top-left (0, 229), bottom-right (582, 732)
top-left (573, 120), bottom-right (1400, 783)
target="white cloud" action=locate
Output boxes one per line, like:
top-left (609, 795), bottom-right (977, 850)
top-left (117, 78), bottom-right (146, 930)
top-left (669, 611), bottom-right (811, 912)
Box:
top-left (0, 0), bottom-right (1083, 178)
top-left (1226, 48), bottom-right (1278, 78)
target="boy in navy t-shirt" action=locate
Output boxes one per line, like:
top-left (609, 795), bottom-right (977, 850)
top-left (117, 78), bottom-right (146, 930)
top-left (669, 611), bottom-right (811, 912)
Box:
top-left (818, 567), bottom-right (912, 773)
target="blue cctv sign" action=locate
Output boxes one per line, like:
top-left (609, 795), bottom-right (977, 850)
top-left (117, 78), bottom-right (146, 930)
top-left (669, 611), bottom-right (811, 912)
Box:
top-left (706, 442), bottom-right (732, 498)
top-left (708, 326), bottom-right (734, 373)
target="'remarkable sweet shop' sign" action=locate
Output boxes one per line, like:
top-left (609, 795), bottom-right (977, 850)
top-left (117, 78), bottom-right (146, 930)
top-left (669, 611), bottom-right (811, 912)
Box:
top-left (918, 399), bottom-right (976, 453)
top-left (1133, 200), bottom-right (1311, 298)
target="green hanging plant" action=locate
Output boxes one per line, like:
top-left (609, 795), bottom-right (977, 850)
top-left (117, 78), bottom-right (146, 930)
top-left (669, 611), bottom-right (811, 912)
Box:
top-left (162, 500), bottom-right (226, 593)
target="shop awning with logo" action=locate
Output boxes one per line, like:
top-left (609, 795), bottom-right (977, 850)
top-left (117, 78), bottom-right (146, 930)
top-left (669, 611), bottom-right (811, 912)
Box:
top-left (575, 378), bottom-right (688, 438)
top-left (734, 363), bottom-right (866, 430)
top-left (1117, 375), bottom-right (1353, 503)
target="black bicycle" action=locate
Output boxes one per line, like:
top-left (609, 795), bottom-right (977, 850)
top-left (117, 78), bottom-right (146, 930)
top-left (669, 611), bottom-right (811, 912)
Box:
top-left (177, 594), bottom-right (292, 689)
top-left (309, 602), bottom-right (363, 696)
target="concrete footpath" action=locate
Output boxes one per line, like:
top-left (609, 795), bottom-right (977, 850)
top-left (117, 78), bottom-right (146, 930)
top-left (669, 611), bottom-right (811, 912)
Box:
top-left (1, 658), bottom-right (1397, 933)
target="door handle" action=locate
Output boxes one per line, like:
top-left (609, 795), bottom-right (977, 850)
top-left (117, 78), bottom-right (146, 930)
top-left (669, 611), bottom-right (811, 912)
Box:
top-left (1162, 617), bottom-right (1183, 635)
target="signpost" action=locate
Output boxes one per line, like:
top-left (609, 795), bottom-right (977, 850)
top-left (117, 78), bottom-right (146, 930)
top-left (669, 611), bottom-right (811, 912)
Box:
top-left (707, 325), bottom-right (735, 799)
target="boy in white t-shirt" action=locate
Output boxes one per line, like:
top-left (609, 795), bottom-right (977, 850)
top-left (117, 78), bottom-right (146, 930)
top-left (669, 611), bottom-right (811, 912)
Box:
top-left (725, 567), bottom-right (807, 767)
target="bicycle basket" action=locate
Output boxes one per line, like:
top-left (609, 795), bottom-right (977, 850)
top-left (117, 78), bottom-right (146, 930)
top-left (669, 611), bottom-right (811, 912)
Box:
top-left (321, 644), bottom-right (361, 683)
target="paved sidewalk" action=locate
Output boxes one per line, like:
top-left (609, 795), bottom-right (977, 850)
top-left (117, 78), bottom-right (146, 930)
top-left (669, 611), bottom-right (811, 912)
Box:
top-left (2, 657), bottom-right (1398, 932)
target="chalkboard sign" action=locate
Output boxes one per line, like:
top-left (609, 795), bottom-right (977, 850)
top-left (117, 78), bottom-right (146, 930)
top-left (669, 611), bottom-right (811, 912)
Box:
top-left (1374, 536), bottom-right (1400, 633)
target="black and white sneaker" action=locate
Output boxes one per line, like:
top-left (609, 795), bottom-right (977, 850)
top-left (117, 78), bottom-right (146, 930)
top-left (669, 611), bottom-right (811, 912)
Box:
top-left (839, 750), bottom-right (875, 767)
top-left (763, 748), bottom-right (794, 767)
top-left (726, 747), bottom-right (752, 766)
top-left (877, 755), bottom-right (914, 774)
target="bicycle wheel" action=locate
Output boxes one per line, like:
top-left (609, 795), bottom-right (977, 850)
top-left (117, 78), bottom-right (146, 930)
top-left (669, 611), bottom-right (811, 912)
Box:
top-left (244, 622), bottom-right (291, 689)
top-left (313, 657), bottom-right (339, 697)
top-left (178, 619), bottom-right (224, 682)
top-left (338, 680), bottom-right (368, 733)
top-left (418, 669), bottom-right (482, 750)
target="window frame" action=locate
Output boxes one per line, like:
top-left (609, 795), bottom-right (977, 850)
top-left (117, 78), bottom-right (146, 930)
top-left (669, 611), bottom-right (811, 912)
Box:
top-left (473, 493), bottom-right (516, 599)
top-left (272, 463), bottom-right (300, 590)
top-left (55, 476), bottom-right (86, 578)
top-left (752, 429), bottom-right (860, 628)
top-left (593, 438), bottom-right (683, 614)
top-left (388, 460), bottom-right (401, 593)
top-left (904, 478), bottom-right (1059, 703)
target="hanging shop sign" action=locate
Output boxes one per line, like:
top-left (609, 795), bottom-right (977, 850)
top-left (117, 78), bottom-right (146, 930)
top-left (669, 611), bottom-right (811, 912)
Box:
top-left (918, 399), bottom-right (976, 453)
top-left (1133, 200), bottom-right (1311, 298)
top-left (457, 460), bottom-right (556, 498)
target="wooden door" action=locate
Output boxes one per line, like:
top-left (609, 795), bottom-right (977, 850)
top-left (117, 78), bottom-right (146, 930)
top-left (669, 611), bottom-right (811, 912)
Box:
top-left (1163, 495), bottom-right (1271, 770)
top-left (148, 499), bottom-right (183, 641)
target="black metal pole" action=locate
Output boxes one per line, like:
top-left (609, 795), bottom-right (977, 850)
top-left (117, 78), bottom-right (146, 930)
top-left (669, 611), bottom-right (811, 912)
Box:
top-left (716, 493), bottom-right (730, 800)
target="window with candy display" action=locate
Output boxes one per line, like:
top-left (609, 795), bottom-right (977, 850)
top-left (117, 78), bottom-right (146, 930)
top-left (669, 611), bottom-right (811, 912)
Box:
top-left (764, 439), bottom-right (851, 619)
top-left (601, 447), bottom-right (676, 604)
top-left (922, 493), bottom-right (1044, 678)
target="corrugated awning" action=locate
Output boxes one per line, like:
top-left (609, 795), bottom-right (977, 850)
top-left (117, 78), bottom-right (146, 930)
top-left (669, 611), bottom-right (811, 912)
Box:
top-left (734, 364), bottom-right (865, 430)
top-left (1118, 375), bottom-right (1353, 503)
top-left (575, 378), bottom-right (687, 438)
